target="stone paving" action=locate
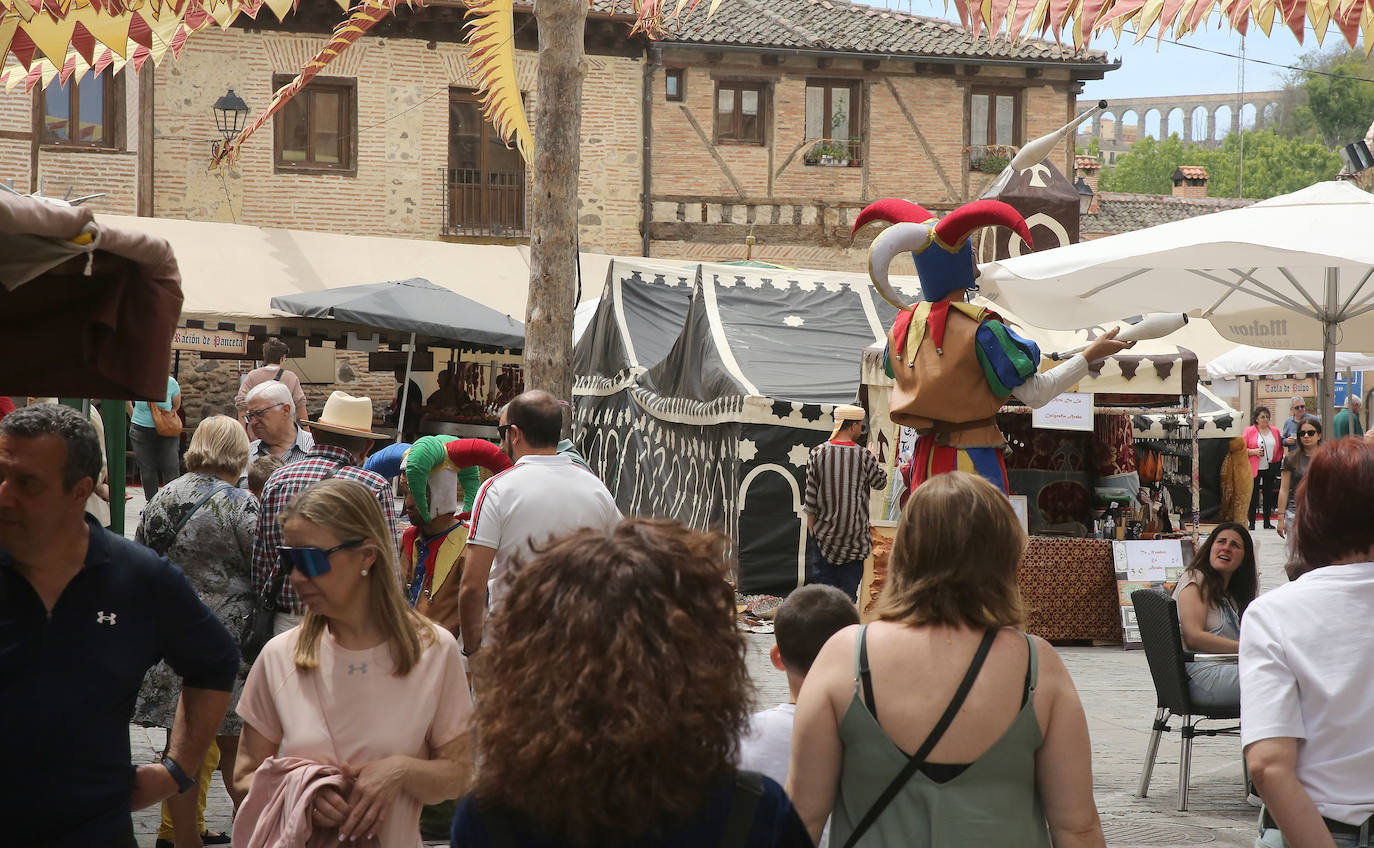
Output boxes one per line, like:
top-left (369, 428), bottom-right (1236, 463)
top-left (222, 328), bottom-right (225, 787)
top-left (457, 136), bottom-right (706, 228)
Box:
top-left (123, 492), bottom-right (1284, 846)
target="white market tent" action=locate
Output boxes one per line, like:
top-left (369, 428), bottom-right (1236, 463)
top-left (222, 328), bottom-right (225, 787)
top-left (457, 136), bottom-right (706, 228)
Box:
top-left (979, 181), bottom-right (1374, 426)
top-left (1206, 345), bottom-right (1374, 380)
top-left (93, 214), bottom-right (611, 324)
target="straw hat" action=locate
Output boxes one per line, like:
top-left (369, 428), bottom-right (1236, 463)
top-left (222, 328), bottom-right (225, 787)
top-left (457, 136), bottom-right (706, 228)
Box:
top-left (829, 404), bottom-right (866, 439)
top-left (308, 392), bottom-right (387, 440)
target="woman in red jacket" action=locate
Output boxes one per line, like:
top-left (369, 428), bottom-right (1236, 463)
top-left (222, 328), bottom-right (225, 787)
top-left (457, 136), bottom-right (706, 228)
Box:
top-left (1244, 406), bottom-right (1284, 530)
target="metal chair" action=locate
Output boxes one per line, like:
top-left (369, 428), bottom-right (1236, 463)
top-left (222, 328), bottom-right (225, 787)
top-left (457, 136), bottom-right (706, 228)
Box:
top-left (1130, 588), bottom-right (1241, 811)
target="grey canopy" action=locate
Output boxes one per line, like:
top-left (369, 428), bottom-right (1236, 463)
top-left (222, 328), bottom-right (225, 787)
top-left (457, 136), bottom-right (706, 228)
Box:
top-left (270, 276), bottom-right (524, 350)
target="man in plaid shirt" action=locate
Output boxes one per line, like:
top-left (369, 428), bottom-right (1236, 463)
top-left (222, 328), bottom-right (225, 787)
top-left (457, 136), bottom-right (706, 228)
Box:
top-left (252, 393), bottom-right (398, 633)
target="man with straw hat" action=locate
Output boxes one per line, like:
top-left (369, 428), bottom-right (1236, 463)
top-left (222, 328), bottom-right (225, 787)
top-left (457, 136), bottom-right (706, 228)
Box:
top-left (251, 392), bottom-right (398, 635)
top-left (804, 405), bottom-right (887, 602)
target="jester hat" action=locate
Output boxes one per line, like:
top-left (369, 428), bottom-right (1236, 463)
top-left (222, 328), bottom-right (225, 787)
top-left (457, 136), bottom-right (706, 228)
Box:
top-left (852, 199), bottom-right (1032, 307)
top-left (404, 435), bottom-right (514, 523)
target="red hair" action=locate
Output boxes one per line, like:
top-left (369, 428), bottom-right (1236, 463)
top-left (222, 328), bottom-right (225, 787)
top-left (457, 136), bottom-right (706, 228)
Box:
top-left (1294, 439), bottom-right (1374, 567)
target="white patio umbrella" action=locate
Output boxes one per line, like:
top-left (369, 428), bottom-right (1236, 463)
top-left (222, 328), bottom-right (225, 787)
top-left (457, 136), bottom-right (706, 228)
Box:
top-left (978, 181), bottom-right (1374, 425)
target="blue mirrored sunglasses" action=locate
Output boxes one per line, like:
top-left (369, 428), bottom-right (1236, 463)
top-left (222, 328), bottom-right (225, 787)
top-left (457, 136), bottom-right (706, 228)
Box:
top-left (276, 538), bottom-right (366, 578)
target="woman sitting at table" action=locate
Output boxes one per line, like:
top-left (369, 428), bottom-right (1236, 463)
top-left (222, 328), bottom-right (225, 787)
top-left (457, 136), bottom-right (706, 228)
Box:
top-left (1171, 522), bottom-right (1258, 709)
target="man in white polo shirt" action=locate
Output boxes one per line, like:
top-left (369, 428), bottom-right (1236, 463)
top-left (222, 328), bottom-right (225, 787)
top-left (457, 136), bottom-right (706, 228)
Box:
top-left (458, 390), bottom-right (620, 661)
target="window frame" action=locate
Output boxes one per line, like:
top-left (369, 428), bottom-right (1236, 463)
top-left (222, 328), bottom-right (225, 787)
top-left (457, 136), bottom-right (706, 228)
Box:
top-left (272, 74), bottom-right (358, 176)
top-left (444, 86), bottom-right (529, 238)
top-left (35, 72), bottom-right (125, 151)
top-left (713, 80), bottom-right (768, 146)
top-left (665, 68), bottom-right (685, 102)
top-left (967, 85), bottom-right (1023, 169)
top-left (805, 78), bottom-right (863, 142)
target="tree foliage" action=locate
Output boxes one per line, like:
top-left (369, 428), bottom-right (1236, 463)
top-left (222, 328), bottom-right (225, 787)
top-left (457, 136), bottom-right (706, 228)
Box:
top-left (1282, 49), bottom-right (1374, 148)
top-left (1098, 131), bottom-right (1341, 199)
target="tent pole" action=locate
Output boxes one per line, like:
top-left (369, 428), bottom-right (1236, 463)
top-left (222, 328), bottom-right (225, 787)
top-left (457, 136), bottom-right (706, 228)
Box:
top-left (396, 332), bottom-right (417, 444)
top-left (1190, 393), bottom-right (1200, 546)
top-left (1321, 269), bottom-right (1338, 429)
top-left (102, 399), bottom-right (126, 534)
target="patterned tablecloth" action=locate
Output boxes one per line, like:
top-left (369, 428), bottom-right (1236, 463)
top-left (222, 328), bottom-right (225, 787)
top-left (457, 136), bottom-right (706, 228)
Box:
top-left (866, 533), bottom-right (1122, 644)
top-left (1018, 536), bottom-right (1122, 643)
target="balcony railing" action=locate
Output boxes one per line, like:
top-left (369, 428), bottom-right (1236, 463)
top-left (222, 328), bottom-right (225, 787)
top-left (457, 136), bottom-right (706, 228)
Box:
top-left (441, 168), bottom-right (529, 238)
top-left (966, 144), bottom-right (1020, 174)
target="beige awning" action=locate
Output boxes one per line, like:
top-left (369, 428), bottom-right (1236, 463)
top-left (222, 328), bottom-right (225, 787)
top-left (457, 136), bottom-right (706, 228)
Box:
top-left (94, 214), bottom-right (614, 324)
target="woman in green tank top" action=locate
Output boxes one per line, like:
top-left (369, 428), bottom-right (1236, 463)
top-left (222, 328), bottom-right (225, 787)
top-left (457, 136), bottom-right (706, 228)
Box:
top-left (787, 471), bottom-right (1106, 848)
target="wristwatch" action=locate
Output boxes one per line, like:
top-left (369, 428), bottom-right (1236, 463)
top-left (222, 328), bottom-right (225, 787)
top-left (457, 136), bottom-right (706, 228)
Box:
top-left (161, 756), bottom-right (195, 794)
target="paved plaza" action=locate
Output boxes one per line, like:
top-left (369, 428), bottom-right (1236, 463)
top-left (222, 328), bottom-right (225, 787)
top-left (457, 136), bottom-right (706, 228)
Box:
top-left (123, 489), bottom-right (1280, 846)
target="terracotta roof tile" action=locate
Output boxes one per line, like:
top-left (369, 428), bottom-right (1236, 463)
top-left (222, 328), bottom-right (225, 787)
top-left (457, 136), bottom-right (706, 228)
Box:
top-left (657, 0), bottom-right (1111, 64)
top-left (1075, 155), bottom-right (1101, 170)
top-left (1083, 191), bottom-right (1251, 236)
top-left (1175, 165), bottom-right (1209, 180)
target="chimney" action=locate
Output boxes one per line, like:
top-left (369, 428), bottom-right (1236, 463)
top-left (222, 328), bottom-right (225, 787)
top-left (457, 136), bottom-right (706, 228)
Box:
top-left (1075, 155), bottom-right (1101, 214)
top-left (1075, 155), bottom-right (1101, 194)
top-left (1171, 165), bottom-right (1209, 199)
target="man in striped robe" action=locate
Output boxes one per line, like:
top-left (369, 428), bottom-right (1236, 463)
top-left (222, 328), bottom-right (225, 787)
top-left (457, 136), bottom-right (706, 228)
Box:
top-left (804, 405), bottom-right (888, 602)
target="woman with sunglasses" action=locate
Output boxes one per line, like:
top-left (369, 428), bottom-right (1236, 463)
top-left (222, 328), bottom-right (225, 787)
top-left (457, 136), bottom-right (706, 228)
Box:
top-left (1276, 419), bottom-right (1321, 543)
top-left (233, 479), bottom-right (473, 846)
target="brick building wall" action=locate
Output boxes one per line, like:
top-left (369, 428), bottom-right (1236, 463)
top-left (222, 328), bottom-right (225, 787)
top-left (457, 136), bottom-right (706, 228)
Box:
top-left (646, 50), bottom-right (1076, 273)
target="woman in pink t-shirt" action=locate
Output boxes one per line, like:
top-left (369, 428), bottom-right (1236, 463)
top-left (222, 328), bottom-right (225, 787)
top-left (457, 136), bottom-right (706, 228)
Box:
top-left (233, 479), bottom-right (473, 846)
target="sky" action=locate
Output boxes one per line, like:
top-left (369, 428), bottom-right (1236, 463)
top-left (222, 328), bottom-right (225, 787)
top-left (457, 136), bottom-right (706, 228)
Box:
top-left (857, 0), bottom-right (1330, 99)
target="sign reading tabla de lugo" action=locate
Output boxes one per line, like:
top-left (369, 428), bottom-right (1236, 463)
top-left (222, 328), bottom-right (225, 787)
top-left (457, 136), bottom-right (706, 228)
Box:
top-left (172, 327), bottom-right (248, 354)
top-left (1257, 378), bottom-right (1317, 398)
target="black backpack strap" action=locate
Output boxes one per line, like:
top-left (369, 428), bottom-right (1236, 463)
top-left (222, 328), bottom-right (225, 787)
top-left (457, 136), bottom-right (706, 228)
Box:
top-left (859, 624), bottom-right (878, 725)
top-left (721, 770), bottom-right (765, 848)
top-left (839, 629), bottom-right (999, 848)
top-left (272, 367), bottom-right (285, 381)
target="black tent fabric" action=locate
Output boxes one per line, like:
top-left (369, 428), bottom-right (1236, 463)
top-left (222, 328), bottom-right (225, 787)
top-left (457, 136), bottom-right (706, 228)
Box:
top-left (574, 260), bottom-right (908, 595)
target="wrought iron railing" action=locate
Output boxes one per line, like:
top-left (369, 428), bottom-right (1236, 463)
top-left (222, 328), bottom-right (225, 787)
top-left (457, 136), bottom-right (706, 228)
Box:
top-left (441, 168), bottom-right (528, 238)
top-left (801, 136), bottom-right (864, 167)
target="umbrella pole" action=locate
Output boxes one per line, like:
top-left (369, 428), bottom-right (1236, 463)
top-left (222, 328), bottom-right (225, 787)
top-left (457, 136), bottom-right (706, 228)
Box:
top-left (1321, 269), bottom-right (1338, 429)
top-left (396, 332), bottom-right (417, 444)
top-left (1190, 394), bottom-right (1200, 546)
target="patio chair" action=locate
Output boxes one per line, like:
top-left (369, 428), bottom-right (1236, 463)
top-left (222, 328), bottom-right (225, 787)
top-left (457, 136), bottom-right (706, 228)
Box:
top-left (1130, 588), bottom-right (1241, 811)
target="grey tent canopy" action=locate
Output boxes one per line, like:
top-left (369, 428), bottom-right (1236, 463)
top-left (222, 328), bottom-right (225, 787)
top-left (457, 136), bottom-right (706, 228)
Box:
top-left (270, 277), bottom-right (524, 350)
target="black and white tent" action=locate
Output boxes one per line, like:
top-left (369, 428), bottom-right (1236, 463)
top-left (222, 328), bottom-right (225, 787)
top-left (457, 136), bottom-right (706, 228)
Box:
top-left (573, 259), bottom-right (908, 595)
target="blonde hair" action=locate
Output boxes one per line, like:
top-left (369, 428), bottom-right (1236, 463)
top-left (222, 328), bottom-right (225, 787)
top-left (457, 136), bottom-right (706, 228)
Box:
top-left (280, 478), bottom-right (432, 674)
top-left (184, 415), bottom-right (251, 479)
top-left (875, 471), bottom-right (1026, 629)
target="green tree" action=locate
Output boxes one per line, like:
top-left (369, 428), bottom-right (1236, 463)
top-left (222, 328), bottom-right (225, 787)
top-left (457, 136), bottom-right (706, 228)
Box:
top-left (1195, 130), bottom-right (1341, 198)
top-left (1098, 130), bottom-right (1341, 199)
top-left (1075, 136), bottom-right (1101, 158)
top-left (1098, 135), bottom-right (1188, 194)
top-left (1282, 49), bottom-right (1374, 147)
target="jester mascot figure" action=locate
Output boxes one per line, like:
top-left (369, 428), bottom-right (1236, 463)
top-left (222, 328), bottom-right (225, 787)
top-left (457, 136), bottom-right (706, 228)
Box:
top-left (366, 436), bottom-right (511, 631)
top-left (854, 198), bottom-right (1131, 497)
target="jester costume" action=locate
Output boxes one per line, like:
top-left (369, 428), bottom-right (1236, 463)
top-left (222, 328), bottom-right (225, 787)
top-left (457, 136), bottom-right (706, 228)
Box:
top-left (368, 436), bottom-right (511, 627)
top-left (855, 198), bottom-right (1087, 496)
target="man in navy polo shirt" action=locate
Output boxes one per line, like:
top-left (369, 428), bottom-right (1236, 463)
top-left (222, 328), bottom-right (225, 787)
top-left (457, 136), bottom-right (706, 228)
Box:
top-left (0, 404), bottom-right (240, 847)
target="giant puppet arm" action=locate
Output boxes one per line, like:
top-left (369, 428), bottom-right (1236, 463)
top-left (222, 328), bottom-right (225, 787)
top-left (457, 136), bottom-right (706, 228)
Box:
top-left (1007, 355), bottom-right (1090, 408)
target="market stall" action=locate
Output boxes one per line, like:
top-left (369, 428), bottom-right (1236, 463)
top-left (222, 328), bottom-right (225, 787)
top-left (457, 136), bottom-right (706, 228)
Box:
top-left (861, 300), bottom-right (1205, 643)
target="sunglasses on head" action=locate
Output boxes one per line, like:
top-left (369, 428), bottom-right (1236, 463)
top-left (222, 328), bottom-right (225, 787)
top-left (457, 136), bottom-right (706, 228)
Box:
top-left (1299, 429), bottom-right (1318, 437)
top-left (276, 538), bottom-right (366, 578)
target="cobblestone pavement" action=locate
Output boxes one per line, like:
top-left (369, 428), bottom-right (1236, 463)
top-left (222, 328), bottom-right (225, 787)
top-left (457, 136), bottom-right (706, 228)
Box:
top-left (125, 502), bottom-right (1285, 846)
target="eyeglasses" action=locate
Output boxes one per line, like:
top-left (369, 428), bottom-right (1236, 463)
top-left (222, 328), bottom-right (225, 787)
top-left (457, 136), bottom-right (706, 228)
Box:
top-left (276, 538), bottom-right (366, 578)
top-left (1299, 430), bottom-right (1319, 437)
top-left (497, 423), bottom-right (514, 440)
top-left (244, 403), bottom-right (288, 424)
top-left (1292, 405), bottom-right (1306, 410)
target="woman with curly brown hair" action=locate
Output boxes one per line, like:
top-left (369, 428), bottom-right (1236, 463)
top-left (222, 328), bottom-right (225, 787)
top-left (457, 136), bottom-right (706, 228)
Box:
top-left (449, 519), bottom-right (812, 848)
top-left (788, 471), bottom-right (1104, 848)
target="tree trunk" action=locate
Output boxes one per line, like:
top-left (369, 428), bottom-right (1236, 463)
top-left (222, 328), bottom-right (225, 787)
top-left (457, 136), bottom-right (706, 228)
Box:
top-left (524, 0), bottom-right (587, 416)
